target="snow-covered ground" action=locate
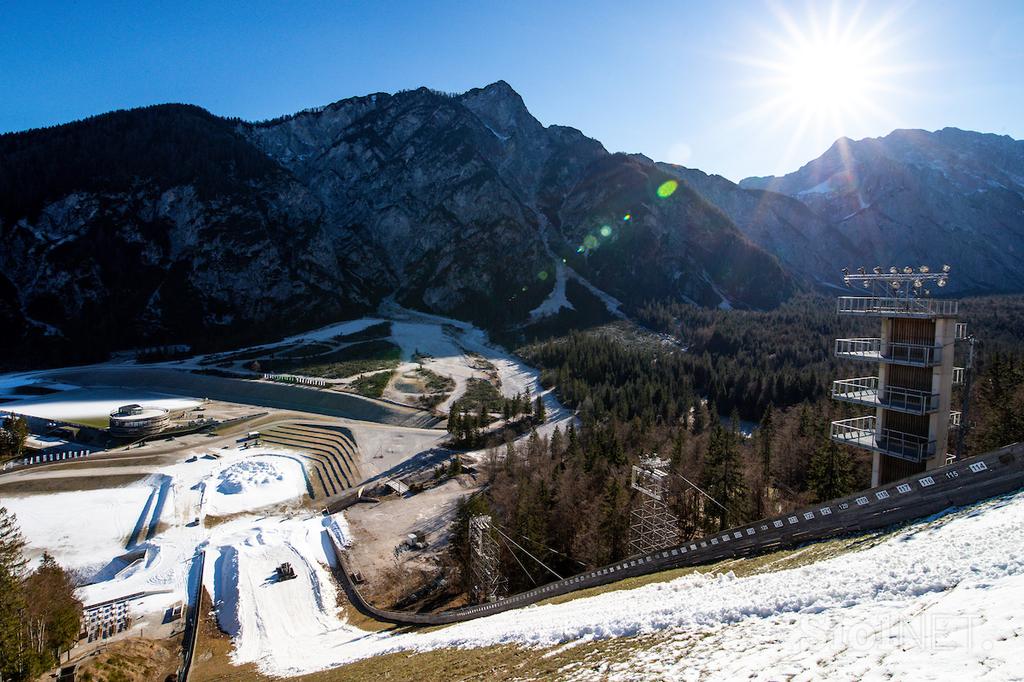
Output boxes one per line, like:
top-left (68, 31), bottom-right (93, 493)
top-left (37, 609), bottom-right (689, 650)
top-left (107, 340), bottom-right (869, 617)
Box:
top-left (2, 445), bottom-right (317, 627)
top-left (201, 488), bottom-right (1024, 678)
top-left (2, 387), bottom-right (201, 422)
top-left (5, 486), bottom-right (155, 575)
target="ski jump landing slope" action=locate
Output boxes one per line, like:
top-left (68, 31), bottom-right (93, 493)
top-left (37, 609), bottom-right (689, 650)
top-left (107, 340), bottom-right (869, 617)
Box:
top-left (332, 443), bottom-right (1024, 626)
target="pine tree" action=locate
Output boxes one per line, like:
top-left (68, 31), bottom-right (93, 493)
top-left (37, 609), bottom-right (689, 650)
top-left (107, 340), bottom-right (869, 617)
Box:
top-left (534, 395), bottom-right (547, 423)
top-left (702, 420), bottom-right (747, 531)
top-left (755, 404), bottom-right (775, 518)
top-left (0, 507), bottom-right (27, 679)
top-left (808, 437), bottom-right (854, 502)
top-left (0, 507), bottom-right (26, 578)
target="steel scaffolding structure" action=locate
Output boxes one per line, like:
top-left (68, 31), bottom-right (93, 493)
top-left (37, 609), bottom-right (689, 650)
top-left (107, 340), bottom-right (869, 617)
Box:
top-left (832, 264), bottom-right (972, 486)
top-left (629, 456), bottom-right (679, 555)
top-left (469, 515), bottom-right (506, 603)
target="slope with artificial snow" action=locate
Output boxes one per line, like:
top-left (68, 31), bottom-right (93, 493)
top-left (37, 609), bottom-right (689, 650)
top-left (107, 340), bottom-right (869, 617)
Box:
top-left (206, 488), bottom-right (1024, 678)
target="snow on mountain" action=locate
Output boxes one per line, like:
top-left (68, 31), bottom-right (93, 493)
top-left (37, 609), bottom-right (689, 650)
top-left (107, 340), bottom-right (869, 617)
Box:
top-left (737, 128), bottom-right (1024, 292)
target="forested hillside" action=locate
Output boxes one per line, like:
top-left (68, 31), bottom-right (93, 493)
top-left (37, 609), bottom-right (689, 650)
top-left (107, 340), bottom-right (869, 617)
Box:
top-left (446, 293), bottom-right (1024, 595)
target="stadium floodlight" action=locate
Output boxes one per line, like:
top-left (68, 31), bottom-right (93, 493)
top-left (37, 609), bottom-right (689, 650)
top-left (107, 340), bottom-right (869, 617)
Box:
top-left (889, 267), bottom-right (898, 274)
top-left (903, 266), bottom-right (913, 274)
top-left (843, 277), bottom-right (851, 286)
top-left (863, 281), bottom-right (870, 288)
top-left (914, 279), bottom-right (923, 288)
top-left (873, 266), bottom-right (883, 274)
top-left (938, 278), bottom-right (947, 287)
top-left (919, 265), bottom-right (930, 273)
top-left (857, 266), bottom-right (866, 274)
top-left (942, 264), bottom-right (951, 272)
top-left (842, 267), bottom-right (850, 276)
top-left (891, 280), bottom-right (901, 289)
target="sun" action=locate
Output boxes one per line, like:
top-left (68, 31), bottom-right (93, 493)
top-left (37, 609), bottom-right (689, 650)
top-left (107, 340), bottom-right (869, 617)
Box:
top-left (730, 1), bottom-right (914, 167)
top-left (782, 38), bottom-right (873, 117)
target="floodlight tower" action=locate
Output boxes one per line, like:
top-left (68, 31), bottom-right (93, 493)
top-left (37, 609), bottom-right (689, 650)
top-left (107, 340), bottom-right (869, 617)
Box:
top-left (830, 265), bottom-right (967, 486)
top-left (468, 515), bottom-right (506, 603)
top-left (629, 455), bottom-right (680, 555)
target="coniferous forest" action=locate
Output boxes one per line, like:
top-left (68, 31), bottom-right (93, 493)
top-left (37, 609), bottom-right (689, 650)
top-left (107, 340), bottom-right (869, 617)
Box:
top-left (446, 293), bottom-right (1024, 596)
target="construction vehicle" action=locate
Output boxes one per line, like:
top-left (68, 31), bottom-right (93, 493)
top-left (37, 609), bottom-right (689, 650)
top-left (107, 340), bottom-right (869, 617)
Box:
top-left (275, 562), bottom-right (296, 582)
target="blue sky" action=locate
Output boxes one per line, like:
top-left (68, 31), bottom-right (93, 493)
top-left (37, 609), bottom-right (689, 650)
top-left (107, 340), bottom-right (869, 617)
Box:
top-left (2, 0), bottom-right (1021, 181)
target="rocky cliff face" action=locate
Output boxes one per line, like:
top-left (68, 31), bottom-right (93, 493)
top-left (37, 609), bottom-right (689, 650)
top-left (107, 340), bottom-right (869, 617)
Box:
top-left (0, 82), bottom-right (791, 364)
top-left (738, 128), bottom-right (1024, 291)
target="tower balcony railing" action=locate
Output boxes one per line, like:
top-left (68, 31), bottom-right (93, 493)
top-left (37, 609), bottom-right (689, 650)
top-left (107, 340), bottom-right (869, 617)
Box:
top-left (950, 411), bottom-right (962, 428)
top-left (831, 377), bottom-right (940, 414)
top-left (953, 367), bottom-right (965, 385)
top-left (830, 415), bottom-right (936, 463)
top-left (837, 296), bottom-right (959, 318)
top-left (834, 338), bottom-right (942, 367)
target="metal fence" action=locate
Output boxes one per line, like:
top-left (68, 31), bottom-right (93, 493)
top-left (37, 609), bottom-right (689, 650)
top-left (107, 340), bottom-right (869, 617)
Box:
top-left (837, 296), bottom-right (959, 317)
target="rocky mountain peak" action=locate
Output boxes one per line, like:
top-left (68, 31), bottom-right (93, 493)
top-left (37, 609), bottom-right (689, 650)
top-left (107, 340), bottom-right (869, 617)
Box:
top-left (459, 80), bottom-right (540, 139)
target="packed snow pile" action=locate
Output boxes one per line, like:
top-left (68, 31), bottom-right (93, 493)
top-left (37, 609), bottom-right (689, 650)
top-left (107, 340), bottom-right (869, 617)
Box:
top-left (217, 460), bottom-right (284, 496)
top-left (206, 456), bottom-right (308, 516)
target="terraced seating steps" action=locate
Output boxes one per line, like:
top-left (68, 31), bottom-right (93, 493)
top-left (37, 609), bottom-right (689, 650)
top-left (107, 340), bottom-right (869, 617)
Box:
top-left (259, 423), bottom-right (363, 500)
top-left (273, 425), bottom-right (359, 478)
top-left (263, 429), bottom-right (356, 487)
top-left (260, 434), bottom-right (347, 495)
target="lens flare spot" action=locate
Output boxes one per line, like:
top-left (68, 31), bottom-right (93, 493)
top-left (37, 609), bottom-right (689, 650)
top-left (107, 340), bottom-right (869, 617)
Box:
top-left (657, 180), bottom-right (679, 198)
top-left (623, 213), bottom-right (631, 221)
top-left (576, 245), bottom-right (585, 254)
top-left (600, 225), bottom-right (613, 238)
top-left (538, 270), bottom-right (549, 281)
top-left (583, 234), bottom-right (599, 250)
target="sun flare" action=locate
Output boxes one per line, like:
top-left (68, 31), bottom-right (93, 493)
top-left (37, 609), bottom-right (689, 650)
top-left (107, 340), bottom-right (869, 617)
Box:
top-left (733, 1), bottom-right (915, 167)
top-left (782, 39), bottom-right (873, 116)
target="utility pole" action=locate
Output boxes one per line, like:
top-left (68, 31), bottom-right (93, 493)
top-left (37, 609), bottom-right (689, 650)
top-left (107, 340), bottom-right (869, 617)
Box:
top-left (629, 455), bottom-right (679, 555)
top-left (468, 515), bottom-right (506, 603)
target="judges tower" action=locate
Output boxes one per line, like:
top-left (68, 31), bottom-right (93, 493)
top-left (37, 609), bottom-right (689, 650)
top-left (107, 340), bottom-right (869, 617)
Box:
top-left (830, 265), bottom-right (966, 486)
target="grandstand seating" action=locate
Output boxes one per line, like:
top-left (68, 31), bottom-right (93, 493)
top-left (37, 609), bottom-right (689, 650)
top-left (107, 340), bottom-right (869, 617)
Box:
top-left (260, 422), bottom-right (361, 501)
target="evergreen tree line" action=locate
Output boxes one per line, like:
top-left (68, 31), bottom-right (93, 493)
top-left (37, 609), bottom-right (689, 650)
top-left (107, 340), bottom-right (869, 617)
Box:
top-left (0, 507), bottom-right (83, 680)
top-left (0, 416), bottom-right (29, 461)
top-left (450, 399), bottom-right (868, 597)
top-left (446, 391), bottom-right (544, 448)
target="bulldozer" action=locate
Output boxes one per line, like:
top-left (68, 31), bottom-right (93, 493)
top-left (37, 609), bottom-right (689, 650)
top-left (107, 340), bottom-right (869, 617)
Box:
top-left (275, 562), bottom-right (297, 582)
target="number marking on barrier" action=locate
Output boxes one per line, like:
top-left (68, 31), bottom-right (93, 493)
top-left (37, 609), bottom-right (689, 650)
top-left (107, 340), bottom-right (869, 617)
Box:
top-left (970, 462), bottom-right (988, 473)
top-left (820, 507), bottom-right (832, 515)
top-left (897, 483), bottom-right (912, 494)
top-left (856, 496), bottom-right (869, 506)
top-left (803, 511), bottom-right (814, 520)
top-left (788, 516), bottom-right (799, 524)
top-left (876, 490), bottom-right (890, 500)
top-left (773, 520), bottom-right (783, 528)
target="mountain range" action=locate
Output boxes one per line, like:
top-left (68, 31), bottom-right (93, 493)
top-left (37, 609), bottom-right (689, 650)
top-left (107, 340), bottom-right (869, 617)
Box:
top-left (1, 81), bottom-right (1021, 364)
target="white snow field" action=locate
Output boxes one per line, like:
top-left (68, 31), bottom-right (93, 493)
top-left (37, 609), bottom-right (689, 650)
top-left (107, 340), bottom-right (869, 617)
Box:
top-left (1, 445), bottom-right (316, 630)
top-left (4, 486), bottom-right (155, 575)
top-left (207, 489), bottom-right (1024, 678)
top-left (2, 386), bottom-right (201, 423)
